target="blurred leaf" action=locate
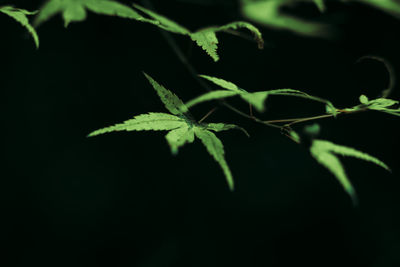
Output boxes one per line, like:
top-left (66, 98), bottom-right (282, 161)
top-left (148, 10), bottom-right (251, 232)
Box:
top-left (313, 0), bottom-right (326, 12)
top-left (0, 6), bottom-right (39, 48)
top-left (346, 0), bottom-right (400, 18)
top-left (310, 139), bottom-right (390, 204)
top-left (35, 0), bottom-right (142, 27)
top-left (241, 0), bottom-right (333, 38)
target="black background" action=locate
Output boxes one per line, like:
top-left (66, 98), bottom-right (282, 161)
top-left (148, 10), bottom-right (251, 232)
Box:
top-left (1, 0), bottom-right (400, 266)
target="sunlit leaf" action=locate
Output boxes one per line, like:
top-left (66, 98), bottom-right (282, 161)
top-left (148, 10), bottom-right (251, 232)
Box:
top-left (87, 113), bottom-right (186, 137)
top-left (143, 72), bottom-right (189, 116)
top-left (194, 127), bottom-right (234, 190)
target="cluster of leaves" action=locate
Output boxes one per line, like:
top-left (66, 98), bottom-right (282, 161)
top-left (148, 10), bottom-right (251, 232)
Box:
top-left (3, 0), bottom-right (398, 204)
top-left (89, 73), bottom-right (249, 190)
top-left (241, 0), bottom-right (400, 37)
top-left (89, 72), bottom-right (392, 204)
top-left (33, 0), bottom-right (263, 61)
top-left (342, 94), bottom-right (400, 116)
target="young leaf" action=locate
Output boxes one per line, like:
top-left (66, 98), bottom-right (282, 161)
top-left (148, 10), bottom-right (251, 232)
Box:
top-left (88, 113), bottom-right (186, 137)
top-left (359, 94), bottom-right (369, 104)
top-left (0, 6), bottom-right (39, 48)
top-left (344, 95), bottom-right (400, 116)
top-left (34, 0), bottom-right (142, 27)
top-left (310, 139), bottom-right (390, 204)
top-left (194, 127), bottom-right (234, 190)
top-left (143, 73), bottom-right (189, 116)
top-left (241, 0), bottom-right (333, 38)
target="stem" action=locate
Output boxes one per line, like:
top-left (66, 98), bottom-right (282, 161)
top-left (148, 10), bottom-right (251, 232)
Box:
top-left (199, 107), bottom-right (217, 123)
top-left (249, 103), bottom-right (254, 118)
top-left (265, 114), bottom-right (334, 125)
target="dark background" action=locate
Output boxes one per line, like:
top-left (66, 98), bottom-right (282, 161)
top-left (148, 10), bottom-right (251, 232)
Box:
top-left (1, 0), bottom-right (400, 266)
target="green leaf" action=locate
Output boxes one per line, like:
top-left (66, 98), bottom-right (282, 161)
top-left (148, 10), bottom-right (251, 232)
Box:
top-left (310, 139), bottom-right (390, 204)
top-left (205, 123), bottom-right (250, 137)
top-left (165, 126), bottom-right (195, 155)
top-left (367, 98), bottom-right (399, 110)
top-left (132, 4), bottom-right (263, 61)
top-left (35, 2), bottom-right (263, 61)
top-left (85, 0), bottom-right (142, 19)
top-left (131, 3), bottom-right (190, 34)
top-left (197, 75), bottom-right (317, 112)
top-left (345, 95), bottom-right (400, 116)
top-left (0, 6), bottom-right (39, 48)
top-left (359, 94), bottom-right (369, 104)
top-left (191, 21), bottom-right (264, 61)
top-left (89, 75), bottom-right (244, 192)
top-left (241, 0), bottom-right (333, 38)
top-left (310, 144), bottom-right (356, 203)
top-left (35, 0), bottom-right (142, 27)
top-left (316, 140), bottom-right (390, 171)
top-left (194, 127), bottom-right (234, 190)
top-left (143, 73), bottom-right (189, 116)
top-left (199, 75), bottom-right (244, 93)
top-left (240, 91), bottom-right (269, 112)
top-left (186, 90), bottom-right (239, 109)
top-left (313, 0), bottom-right (326, 12)
top-left (88, 112), bottom-right (185, 137)
top-left (190, 30), bottom-right (220, 61)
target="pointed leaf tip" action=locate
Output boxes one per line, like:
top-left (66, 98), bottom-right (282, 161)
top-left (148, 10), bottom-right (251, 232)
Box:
top-left (143, 73), bottom-right (189, 115)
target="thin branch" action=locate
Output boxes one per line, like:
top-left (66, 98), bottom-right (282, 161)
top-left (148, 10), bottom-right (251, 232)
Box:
top-left (199, 107), bottom-right (217, 123)
top-left (265, 114), bottom-right (334, 125)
